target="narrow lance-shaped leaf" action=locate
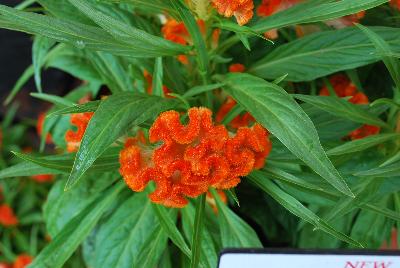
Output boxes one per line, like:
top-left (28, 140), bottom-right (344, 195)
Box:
top-left (293, 94), bottom-right (388, 128)
top-left (0, 4), bottom-right (188, 58)
top-left (66, 93), bottom-right (178, 190)
top-left (249, 171), bottom-right (363, 247)
top-left (250, 27), bottom-right (400, 82)
top-left (32, 35), bottom-right (55, 92)
top-left (252, 0), bottom-right (387, 33)
top-left (210, 188), bottom-right (262, 248)
top-left (222, 73), bottom-right (353, 197)
top-left (29, 182), bottom-right (124, 268)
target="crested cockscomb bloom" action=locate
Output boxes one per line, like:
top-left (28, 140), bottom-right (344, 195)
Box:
top-left (319, 74), bottom-right (380, 140)
top-left (31, 174), bottom-right (54, 183)
top-left (0, 204), bottom-right (18, 226)
top-left (12, 255), bottom-right (32, 268)
top-left (211, 0), bottom-right (254, 25)
top-left (119, 107), bottom-right (271, 208)
top-left (36, 113), bottom-right (52, 144)
top-left (65, 112), bottom-right (94, 152)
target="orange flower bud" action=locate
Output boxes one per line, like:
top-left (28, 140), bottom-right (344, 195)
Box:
top-left (120, 107), bottom-right (272, 208)
top-left (36, 113), bottom-right (52, 144)
top-left (212, 0), bottom-right (254, 25)
top-left (65, 112), bottom-right (94, 152)
top-left (13, 255), bottom-right (32, 268)
top-left (320, 74), bottom-right (380, 139)
top-left (0, 204), bottom-right (18, 226)
top-left (31, 174), bottom-right (54, 183)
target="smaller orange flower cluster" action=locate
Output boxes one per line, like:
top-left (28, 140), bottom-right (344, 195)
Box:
top-left (12, 255), bottom-right (33, 268)
top-left (65, 112), bottom-right (93, 152)
top-left (120, 107), bottom-right (271, 208)
top-left (31, 174), bottom-right (54, 183)
top-left (143, 70), bottom-right (171, 96)
top-left (319, 74), bottom-right (380, 140)
top-left (211, 0), bottom-right (254, 25)
top-left (36, 113), bottom-right (52, 144)
top-left (162, 19), bottom-right (219, 64)
top-left (0, 204), bottom-right (18, 227)
top-left (216, 64), bottom-right (255, 129)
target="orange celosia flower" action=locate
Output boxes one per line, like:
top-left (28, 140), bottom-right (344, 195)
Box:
top-left (319, 74), bottom-right (380, 139)
top-left (119, 107), bottom-right (271, 208)
top-left (143, 70), bottom-right (171, 96)
top-left (31, 174), bottom-right (54, 183)
top-left (13, 255), bottom-right (32, 268)
top-left (229, 63), bottom-right (246, 73)
top-left (211, 0), bottom-right (254, 25)
top-left (0, 204), bottom-right (18, 226)
top-left (206, 190), bottom-right (227, 213)
top-left (36, 113), bottom-right (52, 144)
top-left (65, 112), bottom-right (94, 152)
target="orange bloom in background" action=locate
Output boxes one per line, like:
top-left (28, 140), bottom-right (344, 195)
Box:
top-left (229, 63), bottom-right (246, 73)
top-left (36, 113), bottom-right (52, 144)
top-left (0, 262), bottom-right (11, 268)
top-left (31, 174), bottom-right (54, 183)
top-left (162, 19), bottom-right (206, 64)
top-left (206, 190), bottom-right (227, 213)
top-left (319, 74), bottom-right (380, 140)
top-left (0, 204), bottom-right (18, 226)
top-left (65, 112), bottom-right (93, 152)
top-left (211, 0), bottom-right (254, 25)
top-left (143, 70), bottom-right (171, 96)
top-left (120, 107), bottom-right (271, 208)
top-left (390, 0), bottom-right (400, 10)
top-left (325, 11), bottom-right (365, 29)
top-left (13, 255), bottom-right (32, 268)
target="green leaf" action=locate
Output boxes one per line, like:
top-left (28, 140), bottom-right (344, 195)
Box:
top-left (210, 188), bottom-right (262, 248)
top-left (356, 24), bottom-right (400, 91)
top-left (182, 83), bottom-right (225, 98)
top-left (31, 93), bottom-right (75, 107)
top-left (4, 65), bottom-right (33, 105)
top-left (29, 182), bottom-right (124, 268)
top-left (294, 94), bottom-right (387, 128)
top-left (44, 175), bottom-right (116, 237)
top-left (0, 4), bottom-right (188, 58)
top-left (250, 27), bottom-right (400, 82)
top-left (249, 171), bottom-right (363, 247)
top-left (32, 35), bottom-right (55, 92)
top-left (93, 193), bottom-right (168, 268)
top-left (152, 57), bottom-right (164, 96)
top-left (190, 194), bottom-right (206, 268)
top-left (49, 101), bottom-right (101, 117)
top-left (222, 73), bottom-right (353, 197)
top-left (67, 0), bottom-right (188, 55)
top-left (354, 162), bottom-right (400, 178)
top-left (327, 134), bottom-right (400, 156)
top-left (182, 203), bottom-right (218, 268)
top-left (252, 0), bottom-right (387, 33)
top-left (9, 148), bottom-right (120, 174)
top-left (153, 204), bottom-right (192, 258)
top-left (66, 93), bottom-right (178, 190)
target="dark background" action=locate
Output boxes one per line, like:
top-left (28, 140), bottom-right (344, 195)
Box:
top-left (0, 0), bottom-right (73, 121)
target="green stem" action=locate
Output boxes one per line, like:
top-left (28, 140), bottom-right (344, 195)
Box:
top-left (190, 194), bottom-right (206, 268)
